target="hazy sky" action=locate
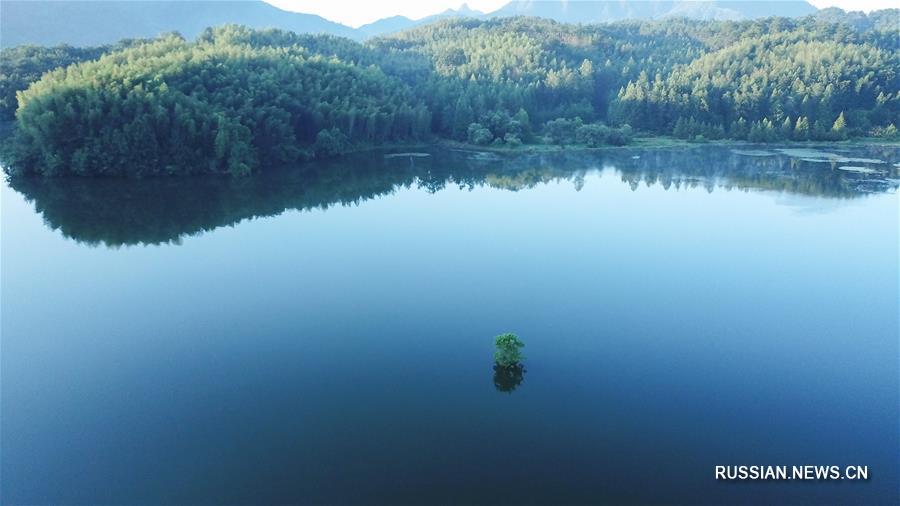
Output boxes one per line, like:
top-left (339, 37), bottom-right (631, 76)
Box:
top-left (264, 0), bottom-right (897, 27)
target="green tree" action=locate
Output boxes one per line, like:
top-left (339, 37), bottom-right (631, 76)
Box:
top-left (831, 111), bottom-right (848, 140)
top-left (467, 122), bottom-right (493, 145)
top-left (5, 14), bottom-right (898, 176)
top-left (780, 117), bottom-right (793, 139)
top-left (314, 127), bottom-right (349, 158)
top-left (794, 116), bottom-right (810, 140)
top-left (494, 333), bottom-right (525, 368)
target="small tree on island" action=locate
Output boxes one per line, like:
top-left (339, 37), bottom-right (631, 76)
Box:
top-left (493, 333), bottom-right (526, 393)
top-left (494, 333), bottom-right (525, 367)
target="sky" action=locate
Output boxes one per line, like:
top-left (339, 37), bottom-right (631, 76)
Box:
top-left (264, 0), bottom-right (898, 27)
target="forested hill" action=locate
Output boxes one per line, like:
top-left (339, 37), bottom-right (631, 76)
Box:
top-left (3, 11), bottom-right (899, 177)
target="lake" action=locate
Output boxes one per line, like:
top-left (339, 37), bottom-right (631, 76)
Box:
top-left (2, 145), bottom-right (898, 504)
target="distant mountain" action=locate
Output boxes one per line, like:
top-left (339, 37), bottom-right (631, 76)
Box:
top-left (488, 1), bottom-right (818, 23)
top-left (356, 16), bottom-right (419, 39)
top-left (356, 3), bottom-right (485, 38)
top-left (490, 1), bottom-right (672, 22)
top-left (357, 1), bottom-right (819, 38)
top-left (0, 0), bottom-right (357, 47)
top-left (0, 0), bottom-right (821, 49)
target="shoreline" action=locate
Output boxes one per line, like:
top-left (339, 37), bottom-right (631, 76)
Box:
top-left (370, 137), bottom-right (900, 157)
top-left (4, 129), bottom-right (899, 178)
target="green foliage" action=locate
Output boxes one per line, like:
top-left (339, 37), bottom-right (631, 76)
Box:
top-left (575, 122), bottom-right (633, 146)
top-left (575, 123), bottom-right (609, 146)
top-left (494, 332), bottom-right (525, 367)
top-left (0, 40), bottom-right (147, 120)
top-left (748, 118), bottom-right (779, 143)
top-left (673, 117), bottom-right (725, 140)
top-left (545, 117), bottom-right (583, 144)
top-left (780, 117), bottom-right (794, 139)
top-left (2, 10), bottom-right (899, 177)
top-left (874, 123), bottom-right (898, 139)
top-left (467, 122), bottom-right (493, 145)
top-left (7, 26), bottom-right (428, 176)
top-left (794, 116), bottom-right (811, 140)
top-left (831, 112), bottom-right (848, 139)
top-left (314, 128), bottom-right (350, 158)
top-left (503, 132), bottom-right (522, 146)
top-left (608, 21), bottom-right (899, 141)
top-left (731, 117), bottom-right (749, 139)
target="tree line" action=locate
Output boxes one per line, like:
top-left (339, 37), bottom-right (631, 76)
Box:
top-left (1, 9), bottom-right (898, 176)
top-left (7, 27), bottom-right (430, 176)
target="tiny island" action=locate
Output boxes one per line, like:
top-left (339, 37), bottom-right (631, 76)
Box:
top-left (493, 333), bottom-right (526, 393)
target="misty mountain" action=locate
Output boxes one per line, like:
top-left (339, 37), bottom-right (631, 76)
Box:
top-left (489, 1), bottom-right (818, 23)
top-left (0, 0), bottom-right (356, 47)
top-left (356, 4), bottom-right (485, 39)
top-left (0, 0), bottom-right (821, 48)
top-left (358, 1), bottom-right (820, 38)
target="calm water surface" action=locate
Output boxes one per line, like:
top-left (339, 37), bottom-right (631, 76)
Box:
top-left (2, 145), bottom-right (898, 504)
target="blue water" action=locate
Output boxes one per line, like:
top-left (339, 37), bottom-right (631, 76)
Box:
top-left (2, 146), bottom-right (898, 504)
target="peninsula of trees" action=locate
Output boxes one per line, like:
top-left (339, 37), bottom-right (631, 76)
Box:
top-left (2, 9), bottom-right (898, 176)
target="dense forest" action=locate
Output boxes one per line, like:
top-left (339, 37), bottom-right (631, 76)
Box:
top-left (0, 39), bottom-right (153, 121)
top-left (1, 9), bottom-right (898, 176)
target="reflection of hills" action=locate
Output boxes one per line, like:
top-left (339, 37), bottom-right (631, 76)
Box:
top-left (7, 145), bottom-right (898, 246)
top-left (7, 156), bottom-right (427, 247)
top-left (611, 145), bottom-right (899, 197)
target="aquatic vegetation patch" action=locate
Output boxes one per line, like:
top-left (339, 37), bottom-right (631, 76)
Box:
top-left (468, 151), bottom-right (503, 161)
top-left (732, 149), bottom-right (777, 157)
top-left (835, 157), bottom-right (886, 164)
top-left (384, 152), bottom-right (431, 158)
top-left (776, 148), bottom-right (887, 165)
top-left (837, 166), bottom-right (881, 174)
top-left (776, 148), bottom-right (841, 160)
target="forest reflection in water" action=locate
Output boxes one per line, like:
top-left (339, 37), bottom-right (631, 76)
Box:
top-left (3, 142), bottom-right (899, 506)
top-left (5, 144), bottom-right (898, 247)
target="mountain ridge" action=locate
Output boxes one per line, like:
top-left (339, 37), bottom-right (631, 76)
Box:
top-left (0, 0), bottom-right (356, 47)
top-left (2, 0), bottom-right (821, 48)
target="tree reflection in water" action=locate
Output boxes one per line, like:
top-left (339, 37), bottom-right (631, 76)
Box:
top-left (6, 144), bottom-right (898, 247)
top-left (493, 364), bottom-right (525, 393)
